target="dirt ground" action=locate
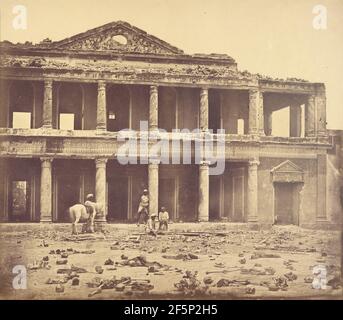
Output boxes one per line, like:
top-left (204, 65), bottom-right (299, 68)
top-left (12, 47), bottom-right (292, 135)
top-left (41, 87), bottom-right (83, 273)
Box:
top-left (0, 222), bottom-right (342, 300)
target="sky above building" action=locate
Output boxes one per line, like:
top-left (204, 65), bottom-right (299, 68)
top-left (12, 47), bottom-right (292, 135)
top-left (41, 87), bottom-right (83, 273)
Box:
top-left (0, 0), bottom-right (342, 130)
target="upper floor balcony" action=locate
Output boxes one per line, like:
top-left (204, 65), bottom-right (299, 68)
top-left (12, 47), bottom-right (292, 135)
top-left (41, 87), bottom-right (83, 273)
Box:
top-left (0, 79), bottom-right (330, 151)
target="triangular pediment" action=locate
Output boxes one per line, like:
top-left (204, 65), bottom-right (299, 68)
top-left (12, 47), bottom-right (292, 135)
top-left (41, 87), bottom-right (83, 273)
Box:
top-left (271, 160), bottom-right (303, 173)
top-left (50, 21), bottom-right (183, 55)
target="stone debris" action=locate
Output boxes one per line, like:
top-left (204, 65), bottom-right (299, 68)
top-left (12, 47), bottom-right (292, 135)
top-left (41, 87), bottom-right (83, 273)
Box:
top-left (64, 234), bottom-right (105, 242)
top-left (86, 275), bottom-right (154, 297)
top-left (73, 250), bottom-right (95, 254)
top-left (87, 277), bottom-right (103, 288)
top-left (284, 272), bottom-right (297, 281)
top-left (255, 245), bottom-right (316, 254)
top-left (126, 235), bottom-right (141, 243)
top-left (88, 288), bottom-right (102, 297)
top-left (95, 266), bottom-right (104, 274)
top-left (1, 223), bottom-right (340, 299)
top-left (56, 259), bottom-right (68, 265)
top-left (57, 265), bottom-right (87, 274)
top-left (217, 279), bottom-right (251, 287)
top-left (206, 268), bottom-right (241, 274)
top-left (203, 276), bottom-right (214, 285)
top-left (174, 271), bottom-right (208, 296)
top-left (251, 252), bottom-right (281, 259)
top-left (245, 287), bottom-right (256, 294)
top-left (55, 284), bottom-right (64, 293)
top-left (162, 253), bottom-right (198, 261)
top-left (130, 282), bottom-right (154, 291)
top-left (27, 259), bottom-right (50, 270)
top-left (46, 277), bottom-right (68, 285)
top-left (327, 275), bottom-right (342, 289)
top-left (272, 276), bottom-right (288, 291)
top-left (104, 258), bottom-right (114, 265)
top-left (241, 267), bottom-right (275, 276)
top-left (214, 262), bottom-right (225, 268)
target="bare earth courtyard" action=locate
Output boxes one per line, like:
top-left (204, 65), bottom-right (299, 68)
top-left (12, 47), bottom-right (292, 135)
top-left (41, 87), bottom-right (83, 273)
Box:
top-left (0, 223), bottom-right (342, 300)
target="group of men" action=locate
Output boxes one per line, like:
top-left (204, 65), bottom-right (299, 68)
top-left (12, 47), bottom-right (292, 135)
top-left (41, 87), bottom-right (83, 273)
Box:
top-left (82, 189), bottom-right (170, 233)
top-left (137, 189), bottom-right (170, 232)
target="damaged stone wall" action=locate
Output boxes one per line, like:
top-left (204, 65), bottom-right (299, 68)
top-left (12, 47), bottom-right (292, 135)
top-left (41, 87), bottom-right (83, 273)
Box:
top-left (258, 157), bottom-right (319, 227)
top-left (327, 131), bottom-right (343, 227)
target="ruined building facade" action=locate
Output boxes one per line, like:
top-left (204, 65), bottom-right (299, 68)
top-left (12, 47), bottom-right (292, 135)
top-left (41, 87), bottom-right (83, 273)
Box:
top-left (0, 21), bottom-right (342, 228)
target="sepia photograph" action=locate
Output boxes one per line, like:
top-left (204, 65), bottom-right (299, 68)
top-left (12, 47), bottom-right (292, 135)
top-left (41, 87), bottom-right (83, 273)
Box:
top-left (0, 0), bottom-right (342, 303)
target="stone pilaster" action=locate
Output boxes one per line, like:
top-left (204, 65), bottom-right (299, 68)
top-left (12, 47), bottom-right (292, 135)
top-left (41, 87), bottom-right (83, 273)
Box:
top-left (248, 89), bottom-right (260, 135)
top-left (258, 91), bottom-right (265, 135)
top-left (149, 85), bottom-right (158, 130)
top-left (316, 91), bottom-right (327, 136)
top-left (247, 159), bottom-right (259, 223)
top-left (40, 158), bottom-right (53, 222)
top-left (305, 94), bottom-right (316, 137)
top-left (200, 88), bottom-right (209, 132)
top-left (0, 81), bottom-right (10, 128)
top-left (198, 161), bottom-right (210, 222)
top-left (290, 104), bottom-right (302, 137)
top-left (264, 109), bottom-right (273, 136)
top-left (42, 80), bottom-right (53, 128)
top-left (0, 159), bottom-right (7, 221)
top-left (148, 162), bottom-right (159, 216)
top-left (317, 154), bottom-right (327, 221)
top-left (95, 158), bottom-right (107, 224)
top-left (96, 81), bottom-right (107, 131)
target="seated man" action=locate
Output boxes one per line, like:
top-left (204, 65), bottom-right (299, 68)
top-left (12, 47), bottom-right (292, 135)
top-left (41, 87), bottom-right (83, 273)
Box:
top-left (158, 206), bottom-right (169, 231)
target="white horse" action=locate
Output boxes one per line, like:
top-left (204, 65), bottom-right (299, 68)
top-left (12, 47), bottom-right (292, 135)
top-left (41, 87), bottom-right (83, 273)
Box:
top-left (69, 202), bottom-right (103, 235)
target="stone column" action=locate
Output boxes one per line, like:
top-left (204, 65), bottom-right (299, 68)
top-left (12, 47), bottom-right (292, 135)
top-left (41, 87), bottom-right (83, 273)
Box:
top-left (0, 160), bottom-right (7, 221)
top-left (316, 91), bottom-right (327, 136)
top-left (247, 159), bottom-right (259, 223)
top-left (248, 89), bottom-right (260, 134)
top-left (0, 81), bottom-right (10, 128)
top-left (42, 80), bottom-right (53, 128)
top-left (149, 85), bottom-right (158, 130)
top-left (317, 154), bottom-right (327, 221)
top-left (258, 91), bottom-right (265, 135)
top-left (198, 161), bottom-right (210, 222)
top-left (40, 158), bottom-right (53, 222)
top-left (264, 109), bottom-right (273, 136)
top-left (148, 162), bottom-right (159, 216)
top-left (305, 94), bottom-right (316, 137)
top-left (95, 158), bottom-right (107, 225)
top-left (200, 88), bottom-right (209, 132)
top-left (96, 81), bottom-right (107, 130)
top-left (290, 104), bottom-right (302, 137)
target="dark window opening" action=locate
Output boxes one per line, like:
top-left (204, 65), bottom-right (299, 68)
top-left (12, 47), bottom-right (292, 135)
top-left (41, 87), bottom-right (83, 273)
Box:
top-left (58, 83), bottom-right (83, 130)
top-left (158, 87), bottom-right (177, 131)
top-left (9, 81), bottom-right (34, 128)
top-left (107, 85), bottom-right (130, 132)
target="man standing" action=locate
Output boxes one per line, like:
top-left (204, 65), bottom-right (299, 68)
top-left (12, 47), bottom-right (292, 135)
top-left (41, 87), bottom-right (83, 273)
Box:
top-left (137, 189), bottom-right (149, 226)
top-left (84, 193), bottom-right (96, 233)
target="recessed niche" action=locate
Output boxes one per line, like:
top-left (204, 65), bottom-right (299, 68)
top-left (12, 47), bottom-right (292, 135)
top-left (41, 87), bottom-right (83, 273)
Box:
top-left (112, 35), bottom-right (127, 45)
